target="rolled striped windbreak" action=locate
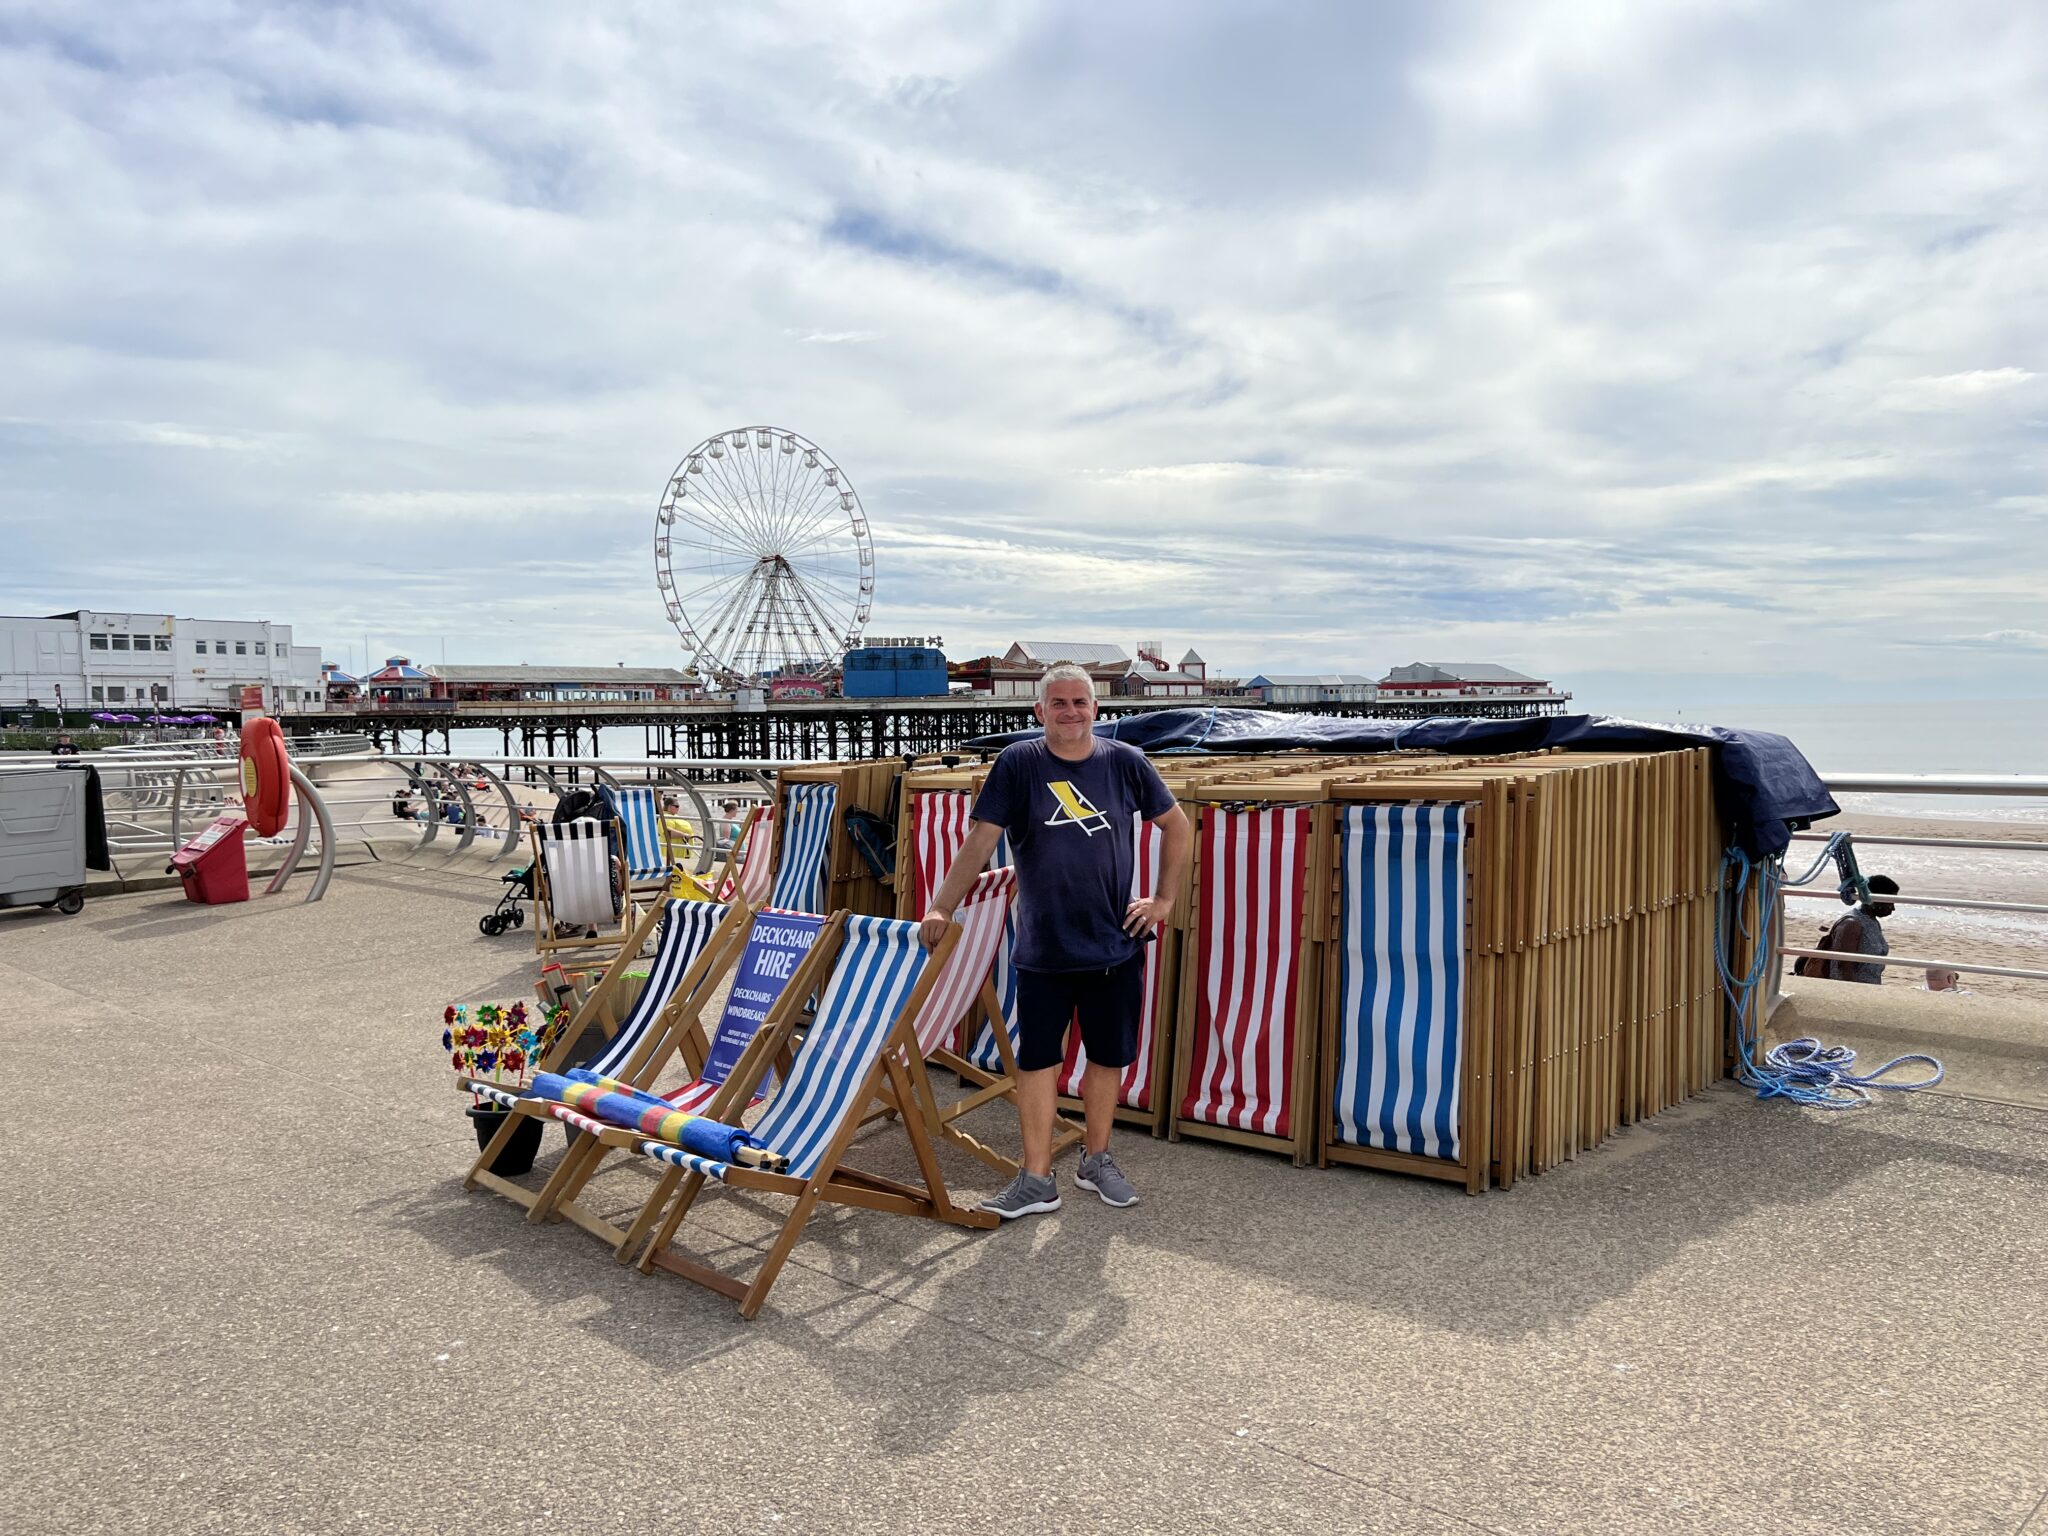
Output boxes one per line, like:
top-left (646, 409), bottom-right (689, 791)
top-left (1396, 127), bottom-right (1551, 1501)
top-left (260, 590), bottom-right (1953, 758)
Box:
top-left (1333, 804), bottom-right (1466, 1162)
top-left (743, 915), bottom-right (931, 1179)
top-left (1178, 805), bottom-right (1313, 1140)
top-left (583, 898), bottom-right (725, 1080)
top-left (768, 782), bottom-right (837, 914)
top-left (531, 1071), bottom-right (760, 1161)
top-left (602, 786), bottom-right (668, 883)
top-left (907, 867), bottom-right (1016, 1057)
top-left (1056, 817), bottom-right (1166, 1110)
top-left (537, 818), bottom-right (616, 928)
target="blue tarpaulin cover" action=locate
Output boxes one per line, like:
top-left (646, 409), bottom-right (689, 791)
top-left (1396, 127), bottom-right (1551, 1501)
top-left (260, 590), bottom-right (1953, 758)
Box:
top-left (960, 709), bottom-right (1836, 859)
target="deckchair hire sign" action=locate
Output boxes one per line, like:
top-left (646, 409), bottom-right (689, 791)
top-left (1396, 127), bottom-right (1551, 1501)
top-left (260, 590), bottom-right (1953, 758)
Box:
top-left (701, 911), bottom-right (824, 1085)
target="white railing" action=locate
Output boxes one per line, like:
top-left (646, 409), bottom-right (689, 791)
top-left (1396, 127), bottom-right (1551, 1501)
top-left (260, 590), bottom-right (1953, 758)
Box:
top-left (1780, 771), bottom-right (2048, 986)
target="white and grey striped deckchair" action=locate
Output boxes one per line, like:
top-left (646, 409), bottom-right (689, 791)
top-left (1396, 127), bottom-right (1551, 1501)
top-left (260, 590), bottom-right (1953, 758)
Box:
top-left (463, 896), bottom-right (749, 1216)
top-left (531, 817), bottom-right (626, 956)
top-left (766, 781), bottom-right (836, 914)
top-left (628, 913), bottom-right (996, 1318)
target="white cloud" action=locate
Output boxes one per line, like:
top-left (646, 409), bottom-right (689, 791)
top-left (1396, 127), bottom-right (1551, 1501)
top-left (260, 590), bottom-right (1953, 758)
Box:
top-left (1, 1), bottom-right (2046, 700)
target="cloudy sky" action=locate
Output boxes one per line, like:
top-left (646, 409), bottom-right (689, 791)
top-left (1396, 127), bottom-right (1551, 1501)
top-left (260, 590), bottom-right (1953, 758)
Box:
top-left (2, 0), bottom-right (2043, 710)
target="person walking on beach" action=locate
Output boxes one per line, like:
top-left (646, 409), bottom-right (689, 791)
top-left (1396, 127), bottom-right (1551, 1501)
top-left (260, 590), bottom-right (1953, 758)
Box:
top-left (920, 663), bottom-right (1191, 1218)
top-left (1825, 874), bottom-right (1899, 984)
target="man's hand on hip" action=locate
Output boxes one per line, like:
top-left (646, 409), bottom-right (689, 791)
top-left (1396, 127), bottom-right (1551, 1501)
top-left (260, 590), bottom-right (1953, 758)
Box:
top-left (1123, 894), bottom-right (1172, 936)
top-left (919, 908), bottom-right (954, 949)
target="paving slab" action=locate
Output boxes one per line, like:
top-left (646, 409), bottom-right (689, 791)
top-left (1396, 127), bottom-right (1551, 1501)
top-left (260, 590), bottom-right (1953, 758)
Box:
top-left (4, 869), bottom-right (2047, 1535)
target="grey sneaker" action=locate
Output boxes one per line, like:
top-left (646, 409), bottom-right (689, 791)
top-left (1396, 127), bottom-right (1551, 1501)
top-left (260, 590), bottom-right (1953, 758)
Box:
top-left (1075, 1149), bottom-right (1140, 1208)
top-left (981, 1170), bottom-right (1060, 1220)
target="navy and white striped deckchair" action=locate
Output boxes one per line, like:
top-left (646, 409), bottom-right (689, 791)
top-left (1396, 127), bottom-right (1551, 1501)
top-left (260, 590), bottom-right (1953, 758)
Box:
top-left (463, 897), bottom-right (746, 1217)
top-left (767, 781), bottom-right (837, 914)
top-left (1331, 803), bottom-right (1468, 1168)
top-left (602, 785), bottom-right (671, 889)
top-left (631, 913), bottom-right (997, 1317)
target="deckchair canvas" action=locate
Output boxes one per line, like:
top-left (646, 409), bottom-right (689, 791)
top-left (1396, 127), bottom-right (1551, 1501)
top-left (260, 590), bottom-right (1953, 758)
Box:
top-left (602, 785), bottom-right (676, 896)
top-left (530, 818), bottom-right (629, 957)
top-left (1170, 802), bottom-right (1326, 1165)
top-left (767, 781), bottom-right (836, 914)
top-left (463, 897), bottom-right (750, 1217)
top-left (631, 914), bottom-right (996, 1318)
top-left (718, 804), bottom-right (774, 907)
top-left (1319, 802), bottom-right (1484, 1192)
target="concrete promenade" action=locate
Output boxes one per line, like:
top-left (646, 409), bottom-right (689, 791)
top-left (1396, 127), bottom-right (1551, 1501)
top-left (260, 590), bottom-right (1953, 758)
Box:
top-left (4, 869), bottom-right (2045, 1535)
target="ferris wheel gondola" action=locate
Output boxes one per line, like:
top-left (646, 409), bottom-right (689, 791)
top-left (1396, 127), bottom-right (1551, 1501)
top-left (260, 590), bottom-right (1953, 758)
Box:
top-left (653, 426), bottom-right (874, 687)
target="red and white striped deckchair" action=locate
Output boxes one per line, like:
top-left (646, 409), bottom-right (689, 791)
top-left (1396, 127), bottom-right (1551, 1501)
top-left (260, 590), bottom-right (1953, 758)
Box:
top-left (877, 867), bottom-right (1082, 1176)
top-left (716, 803), bottom-right (774, 907)
top-left (1172, 803), bottom-right (1321, 1163)
top-left (1054, 816), bottom-right (1171, 1125)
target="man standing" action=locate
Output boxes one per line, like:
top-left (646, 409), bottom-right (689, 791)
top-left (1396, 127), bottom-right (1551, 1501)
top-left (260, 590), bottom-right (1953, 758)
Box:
top-left (49, 733), bottom-right (79, 756)
top-left (920, 664), bottom-right (1191, 1218)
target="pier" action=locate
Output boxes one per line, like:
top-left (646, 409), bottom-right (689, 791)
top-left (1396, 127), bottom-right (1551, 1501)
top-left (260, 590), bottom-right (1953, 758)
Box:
top-left (288, 690), bottom-right (1576, 761)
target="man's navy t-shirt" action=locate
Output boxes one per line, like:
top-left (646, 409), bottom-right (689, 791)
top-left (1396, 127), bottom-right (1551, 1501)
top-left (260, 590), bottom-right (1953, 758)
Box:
top-left (971, 737), bottom-right (1175, 973)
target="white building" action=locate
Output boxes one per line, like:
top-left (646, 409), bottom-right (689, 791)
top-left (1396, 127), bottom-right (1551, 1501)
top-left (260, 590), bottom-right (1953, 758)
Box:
top-left (1243, 673), bottom-right (1380, 705)
top-left (0, 609), bottom-right (328, 714)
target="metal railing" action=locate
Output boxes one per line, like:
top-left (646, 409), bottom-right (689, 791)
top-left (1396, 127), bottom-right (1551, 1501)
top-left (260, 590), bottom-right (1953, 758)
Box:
top-left (1779, 771), bottom-right (2048, 986)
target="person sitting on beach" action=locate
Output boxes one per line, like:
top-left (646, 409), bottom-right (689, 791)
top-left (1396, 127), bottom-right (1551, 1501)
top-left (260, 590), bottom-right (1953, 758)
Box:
top-left (1924, 967), bottom-right (1964, 993)
top-left (660, 795), bottom-right (710, 900)
top-left (1825, 874), bottom-right (1899, 984)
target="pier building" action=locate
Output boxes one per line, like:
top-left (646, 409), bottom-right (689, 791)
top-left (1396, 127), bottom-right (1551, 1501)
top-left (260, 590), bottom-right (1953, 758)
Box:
top-left (0, 608), bottom-right (326, 717)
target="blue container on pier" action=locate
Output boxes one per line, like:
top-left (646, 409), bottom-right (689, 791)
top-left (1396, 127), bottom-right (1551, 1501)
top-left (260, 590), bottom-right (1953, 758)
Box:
top-left (840, 646), bottom-right (948, 699)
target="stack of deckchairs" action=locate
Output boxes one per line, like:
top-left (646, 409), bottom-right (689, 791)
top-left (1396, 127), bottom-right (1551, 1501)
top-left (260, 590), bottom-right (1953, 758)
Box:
top-left (772, 761), bottom-right (903, 918)
top-left (891, 747), bottom-right (1734, 1192)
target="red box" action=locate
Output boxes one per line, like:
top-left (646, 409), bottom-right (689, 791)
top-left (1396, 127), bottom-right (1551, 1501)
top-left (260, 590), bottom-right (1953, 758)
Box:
top-left (171, 814), bottom-right (251, 905)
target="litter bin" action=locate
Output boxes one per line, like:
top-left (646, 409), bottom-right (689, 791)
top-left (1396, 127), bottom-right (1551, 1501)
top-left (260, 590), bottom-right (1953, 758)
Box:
top-left (0, 767), bottom-right (88, 915)
top-left (169, 813), bottom-right (251, 905)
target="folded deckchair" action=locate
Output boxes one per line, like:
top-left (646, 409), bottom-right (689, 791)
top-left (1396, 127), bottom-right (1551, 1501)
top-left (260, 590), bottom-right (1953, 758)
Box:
top-left (530, 817), bottom-right (630, 957)
top-left (632, 913), bottom-right (997, 1318)
top-left (766, 781), bottom-right (836, 914)
top-left (879, 866), bottom-right (1082, 1177)
top-left (463, 896), bottom-right (750, 1214)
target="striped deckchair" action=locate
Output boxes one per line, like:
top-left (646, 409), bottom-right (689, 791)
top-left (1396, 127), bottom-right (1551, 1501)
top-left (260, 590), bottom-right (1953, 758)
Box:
top-left (631, 913), bottom-right (995, 1318)
top-left (463, 896), bottom-right (750, 1219)
top-left (530, 818), bottom-right (628, 956)
top-left (717, 804), bottom-right (774, 907)
top-left (767, 780), bottom-right (836, 914)
top-left (1055, 816), bottom-right (1171, 1121)
top-left (876, 867), bottom-right (1082, 1176)
top-left (601, 785), bottom-right (674, 896)
top-left (1172, 804), bottom-right (1320, 1162)
top-left (1324, 803), bottom-right (1478, 1190)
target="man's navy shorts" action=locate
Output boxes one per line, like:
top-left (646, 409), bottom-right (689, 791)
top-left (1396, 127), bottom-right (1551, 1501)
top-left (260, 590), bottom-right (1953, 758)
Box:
top-left (1014, 952), bottom-right (1145, 1072)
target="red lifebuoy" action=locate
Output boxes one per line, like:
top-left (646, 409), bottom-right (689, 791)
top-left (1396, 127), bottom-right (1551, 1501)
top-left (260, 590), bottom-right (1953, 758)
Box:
top-left (239, 717), bottom-right (292, 837)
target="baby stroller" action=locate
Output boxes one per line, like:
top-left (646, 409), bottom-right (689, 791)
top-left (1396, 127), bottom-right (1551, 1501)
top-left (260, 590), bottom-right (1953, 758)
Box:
top-left (479, 863), bottom-right (534, 936)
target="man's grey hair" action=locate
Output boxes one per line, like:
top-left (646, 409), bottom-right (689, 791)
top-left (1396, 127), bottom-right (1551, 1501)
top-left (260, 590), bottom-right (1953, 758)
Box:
top-left (1036, 662), bottom-right (1095, 705)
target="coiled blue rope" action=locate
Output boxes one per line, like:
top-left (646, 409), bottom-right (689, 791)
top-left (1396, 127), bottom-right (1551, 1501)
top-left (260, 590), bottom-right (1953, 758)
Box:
top-left (1716, 840), bottom-right (1943, 1109)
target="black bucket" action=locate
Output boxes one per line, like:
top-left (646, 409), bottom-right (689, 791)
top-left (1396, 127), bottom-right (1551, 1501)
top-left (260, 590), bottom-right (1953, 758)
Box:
top-left (466, 1105), bottom-right (545, 1176)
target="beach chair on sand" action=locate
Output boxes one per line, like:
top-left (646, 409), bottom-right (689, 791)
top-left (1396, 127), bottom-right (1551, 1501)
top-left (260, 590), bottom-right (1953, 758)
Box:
top-left (464, 897), bottom-right (751, 1215)
top-left (873, 867), bottom-right (1082, 1177)
top-left (530, 818), bottom-right (630, 957)
top-left (631, 913), bottom-right (997, 1318)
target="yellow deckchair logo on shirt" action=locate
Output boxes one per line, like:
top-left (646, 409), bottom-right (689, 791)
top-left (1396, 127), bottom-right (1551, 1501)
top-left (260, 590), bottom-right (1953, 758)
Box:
top-left (1045, 781), bottom-right (1111, 837)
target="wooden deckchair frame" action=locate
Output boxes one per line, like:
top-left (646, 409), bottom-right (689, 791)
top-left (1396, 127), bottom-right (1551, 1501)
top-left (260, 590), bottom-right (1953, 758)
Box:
top-left (630, 916), bottom-right (998, 1319)
top-left (463, 897), bottom-right (754, 1217)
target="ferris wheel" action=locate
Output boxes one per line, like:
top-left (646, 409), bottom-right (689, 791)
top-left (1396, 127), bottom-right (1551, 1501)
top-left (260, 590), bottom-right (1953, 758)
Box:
top-left (653, 426), bottom-right (875, 686)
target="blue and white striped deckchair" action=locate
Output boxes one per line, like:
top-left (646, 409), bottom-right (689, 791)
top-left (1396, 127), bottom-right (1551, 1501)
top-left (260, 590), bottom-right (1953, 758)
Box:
top-left (630, 913), bottom-right (996, 1317)
top-left (767, 781), bottom-right (837, 915)
top-left (1328, 803), bottom-right (1472, 1183)
top-left (601, 785), bottom-right (671, 890)
top-left (463, 896), bottom-right (750, 1220)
